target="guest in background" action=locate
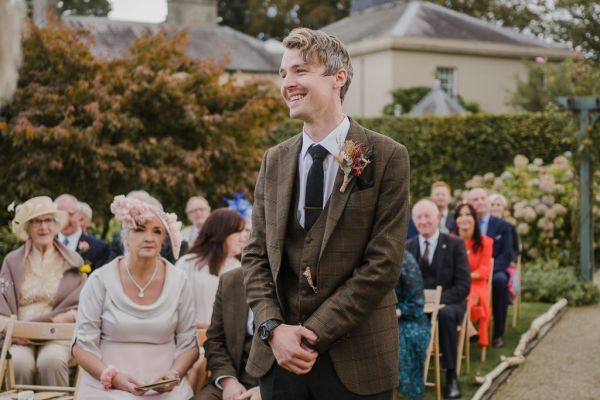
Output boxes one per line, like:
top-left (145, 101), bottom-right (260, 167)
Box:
top-left (182, 196), bottom-right (211, 246)
top-left (406, 199), bottom-right (470, 399)
top-left (79, 202), bottom-right (94, 235)
top-left (454, 203), bottom-right (493, 348)
top-left (0, 196), bottom-right (86, 387)
top-left (467, 188), bottom-right (514, 348)
top-left (225, 192), bottom-right (253, 248)
top-left (489, 193), bottom-right (520, 262)
top-left (431, 181), bottom-right (455, 234)
top-left (72, 195), bottom-right (197, 399)
top-left (193, 268), bottom-right (260, 400)
top-left (395, 251), bottom-right (430, 400)
top-left (55, 194), bottom-right (110, 273)
top-left (176, 209), bottom-right (246, 329)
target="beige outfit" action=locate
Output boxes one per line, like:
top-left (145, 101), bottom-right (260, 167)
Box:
top-left (74, 257), bottom-right (197, 399)
top-left (13, 246), bottom-right (72, 386)
top-left (176, 255), bottom-right (240, 323)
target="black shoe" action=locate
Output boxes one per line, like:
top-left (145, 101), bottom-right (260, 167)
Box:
top-left (469, 334), bottom-right (479, 343)
top-left (444, 376), bottom-right (461, 399)
top-left (492, 337), bottom-right (505, 348)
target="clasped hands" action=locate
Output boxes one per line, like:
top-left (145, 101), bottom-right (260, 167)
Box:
top-left (270, 324), bottom-right (318, 375)
top-left (111, 369), bottom-right (179, 396)
top-left (221, 378), bottom-right (261, 400)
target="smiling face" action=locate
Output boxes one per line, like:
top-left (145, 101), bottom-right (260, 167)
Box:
top-left (490, 196), bottom-right (506, 218)
top-left (55, 196), bottom-right (81, 236)
top-left (467, 188), bottom-right (489, 219)
top-left (279, 48), bottom-right (344, 125)
top-left (27, 213), bottom-right (58, 248)
top-left (456, 204), bottom-right (476, 234)
top-left (225, 228), bottom-right (246, 258)
top-left (186, 197), bottom-right (210, 229)
top-left (125, 216), bottom-right (165, 259)
top-left (431, 185), bottom-right (451, 211)
top-left (412, 200), bottom-right (440, 238)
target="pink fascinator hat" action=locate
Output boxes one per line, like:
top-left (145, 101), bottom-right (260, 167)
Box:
top-left (110, 195), bottom-right (183, 259)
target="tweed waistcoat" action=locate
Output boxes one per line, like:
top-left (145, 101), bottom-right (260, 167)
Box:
top-left (280, 178), bottom-right (328, 325)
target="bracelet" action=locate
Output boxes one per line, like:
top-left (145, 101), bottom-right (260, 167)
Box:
top-left (170, 369), bottom-right (181, 384)
top-left (100, 365), bottom-right (118, 390)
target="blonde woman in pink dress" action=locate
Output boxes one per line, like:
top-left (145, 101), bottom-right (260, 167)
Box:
top-left (72, 195), bottom-right (198, 399)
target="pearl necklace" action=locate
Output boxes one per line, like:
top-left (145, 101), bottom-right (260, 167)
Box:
top-left (125, 259), bottom-right (159, 298)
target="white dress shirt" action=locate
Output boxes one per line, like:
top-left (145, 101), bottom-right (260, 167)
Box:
top-left (418, 229), bottom-right (440, 265)
top-left (297, 116), bottom-right (350, 228)
top-left (58, 228), bottom-right (82, 253)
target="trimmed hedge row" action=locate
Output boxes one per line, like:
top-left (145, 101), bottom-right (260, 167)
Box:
top-left (267, 112), bottom-right (598, 200)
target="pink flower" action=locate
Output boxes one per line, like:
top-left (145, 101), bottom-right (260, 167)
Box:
top-left (574, 46), bottom-right (582, 54)
top-left (535, 56), bottom-right (546, 64)
top-left (79, 240), bottom-right (90, 252)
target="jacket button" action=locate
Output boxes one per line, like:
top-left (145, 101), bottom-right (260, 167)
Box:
top-left (305, 237), bottom-right (312, 244)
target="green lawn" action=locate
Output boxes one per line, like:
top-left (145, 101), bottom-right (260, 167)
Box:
top-left (415, 302), bottom-right (552, 400)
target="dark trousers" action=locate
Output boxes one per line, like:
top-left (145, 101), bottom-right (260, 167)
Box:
top-left (259, 353), bottom-right (392, 400)
top-left (437, 303), bottom-right (463, 370)
top-left (492, 271), bottom-right (510, 338)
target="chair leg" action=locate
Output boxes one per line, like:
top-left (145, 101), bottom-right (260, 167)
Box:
top-left (434, 323), bottom-right (441, 400)
top-left (512, 294), bottom-right (520, 328)
top-left (481, 346), bottom-right (487, 363)
top-left (465, 330), bottom-right (470, 374)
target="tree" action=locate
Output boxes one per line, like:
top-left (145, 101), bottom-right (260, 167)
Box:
top-left (0, 22), bottom-right (285, 233)
top-left (510, 58), bottom-right (600, 112)
top-left (218, 0), bottom-right (350, 40)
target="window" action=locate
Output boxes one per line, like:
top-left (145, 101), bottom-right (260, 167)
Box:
top-left (435, 67), bottom-right (457, 97)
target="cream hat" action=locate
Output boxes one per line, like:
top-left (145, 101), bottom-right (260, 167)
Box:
top-left (11, 196), bottom-right (68, 241)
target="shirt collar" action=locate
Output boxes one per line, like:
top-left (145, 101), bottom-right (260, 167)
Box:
top-left (300, 116), bottom-right (350, 161)
top-left (419, 229), bottom-right (440, 247)
top-left (59, 228), bottom-right (82, 243)
top-left (480, 212), bottom-right (491, 225)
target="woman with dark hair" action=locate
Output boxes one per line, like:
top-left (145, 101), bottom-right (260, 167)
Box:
top-left (175, 208), bottom-right (246, 330)
top-left (454, 203), bottom-right (493, 348)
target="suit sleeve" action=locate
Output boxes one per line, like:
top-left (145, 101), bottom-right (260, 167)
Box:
top-left (493, 222), bottom-right (514, 273)
top-left (441, 240), bottom-right (471, 305)
top-left (242, 150), bottom-right (284, 327)
top-left (204, 276), bottom-right (238, 380)
top-left (304, 144), bottom-right (409, 350)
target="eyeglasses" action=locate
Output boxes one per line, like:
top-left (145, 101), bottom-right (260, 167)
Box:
top-left (29, 218), bottom-right (56, 227)
top-left (187, 207), bottom-right (210, 214)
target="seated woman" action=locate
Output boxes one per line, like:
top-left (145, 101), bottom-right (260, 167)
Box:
top-left (72, 195), bottom-right (198, 399)
top-left (396, 250), bottom-right (430, 400)
top-left (454, 203), bottom-right (493, 347)
top-left (0, 196), bottom-right (86, 387)
top-left (175, 209), bottom-right (246, 329)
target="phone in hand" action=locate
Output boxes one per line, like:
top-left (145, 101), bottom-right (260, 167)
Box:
top-left (135, 378), bottom-right (178, 391)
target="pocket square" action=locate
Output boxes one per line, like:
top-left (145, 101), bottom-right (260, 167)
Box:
top-left (495, 235), bottom-right (502, 240)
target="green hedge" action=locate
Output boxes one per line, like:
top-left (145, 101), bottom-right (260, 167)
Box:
top-left (267, 112), bottom-right (598, 200)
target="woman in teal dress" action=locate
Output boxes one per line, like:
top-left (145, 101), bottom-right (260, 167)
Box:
top-left (396, 250), bottom-right (430, 400)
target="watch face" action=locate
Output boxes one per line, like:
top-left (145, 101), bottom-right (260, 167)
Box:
top-left (258, 325), bottom-right (269, 341)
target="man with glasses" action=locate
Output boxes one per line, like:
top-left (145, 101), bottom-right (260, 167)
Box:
top-left (182, 196), bottom-right (211, 246)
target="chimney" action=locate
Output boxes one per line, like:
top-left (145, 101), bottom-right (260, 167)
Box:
top-left (167, 0), bottom-right (218, 26)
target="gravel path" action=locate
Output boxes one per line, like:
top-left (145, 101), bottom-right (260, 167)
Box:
top-left (491, 273), bottom-right (600, 400)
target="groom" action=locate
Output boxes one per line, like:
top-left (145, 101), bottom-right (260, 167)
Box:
top-left (243, 28), bottom-right (410, 399)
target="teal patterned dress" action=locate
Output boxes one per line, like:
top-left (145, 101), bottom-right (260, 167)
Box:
top-left (396, 251), bottom-right (430, 400)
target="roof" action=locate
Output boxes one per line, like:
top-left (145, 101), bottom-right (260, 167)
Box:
top-left (62, 16), bottom-right (281, 73)
top-left (323, 1), bottom-right (565, 50)
top-left (408, 85), bottom-right (467, 116)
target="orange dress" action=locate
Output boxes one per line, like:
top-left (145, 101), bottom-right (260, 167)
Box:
top-left (465, 236), bottom-right (493, 347)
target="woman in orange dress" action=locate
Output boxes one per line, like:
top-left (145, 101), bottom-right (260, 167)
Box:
top-left (454, 203), bottom-right (493, 347)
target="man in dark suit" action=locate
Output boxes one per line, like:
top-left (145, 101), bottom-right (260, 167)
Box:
top-left (243, 28), bottom-right (409, 399)
top-left (193, 268), bottom-right (259, 400)
top-left (55, 194), bottom-right (110, 272)
top-left (467, 188), bottom-right (514, 348)
top-left (406, 199), bottom-right (470, 399)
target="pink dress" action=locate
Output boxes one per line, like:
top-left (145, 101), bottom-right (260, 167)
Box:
top-left (73, 258), bottom-right (196, 399)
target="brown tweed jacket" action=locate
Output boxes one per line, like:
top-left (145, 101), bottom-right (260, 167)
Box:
top-left (204, 268), bottom-right (256, 386)
top-left (242, 119), bottom-right (410, 395)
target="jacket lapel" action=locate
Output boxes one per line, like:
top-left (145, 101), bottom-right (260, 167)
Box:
top-left (273, 134), bottom-right (302, 278)
top-left (432, 234), bottom-right (447, 282)
top-left (319, 121), bottom-right (367, 260)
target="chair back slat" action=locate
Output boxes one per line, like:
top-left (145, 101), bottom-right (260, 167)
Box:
top-left (11, 320), bottom-right (75, 341)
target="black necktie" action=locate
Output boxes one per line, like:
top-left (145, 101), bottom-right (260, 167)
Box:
top-left (304, 145), bottom-right (329, 231)
top-left (421, 240), bottom-right (430, 267)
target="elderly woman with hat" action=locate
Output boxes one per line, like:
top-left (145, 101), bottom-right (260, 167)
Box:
top-left (0, 196), bottom-right (87, 386)
top-left (72, 195), bottom-right (198, 399)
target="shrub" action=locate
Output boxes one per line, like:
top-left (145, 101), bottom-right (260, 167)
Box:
top-left (522, 259), bottom-right (600, 305)
top-left (0, 226), bottom-right (22, 265)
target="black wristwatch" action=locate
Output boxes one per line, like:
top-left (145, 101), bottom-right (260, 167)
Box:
top-left (258, 319), bottom-right (282, 344)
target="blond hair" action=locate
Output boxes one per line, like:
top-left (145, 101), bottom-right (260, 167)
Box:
top-left (282, 27), bottom-right (353, 101)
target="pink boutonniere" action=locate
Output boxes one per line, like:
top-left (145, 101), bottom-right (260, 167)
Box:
top-left (79, 240), bottom-right (90, 253)
top-left (335, 139), bottom-right (374, 193)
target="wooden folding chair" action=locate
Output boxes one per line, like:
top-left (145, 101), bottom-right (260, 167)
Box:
top-left (423, 286), bottom-right (442, 400)
top-left (0, 315), bottom-right (76, 399)
top-left (481, 258), bottom-right (494, 362)
top-left (456, 310), bottom-right (469, 376)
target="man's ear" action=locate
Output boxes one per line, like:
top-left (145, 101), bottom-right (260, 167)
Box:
top-left (334, 68), bottom-right (348, 89)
